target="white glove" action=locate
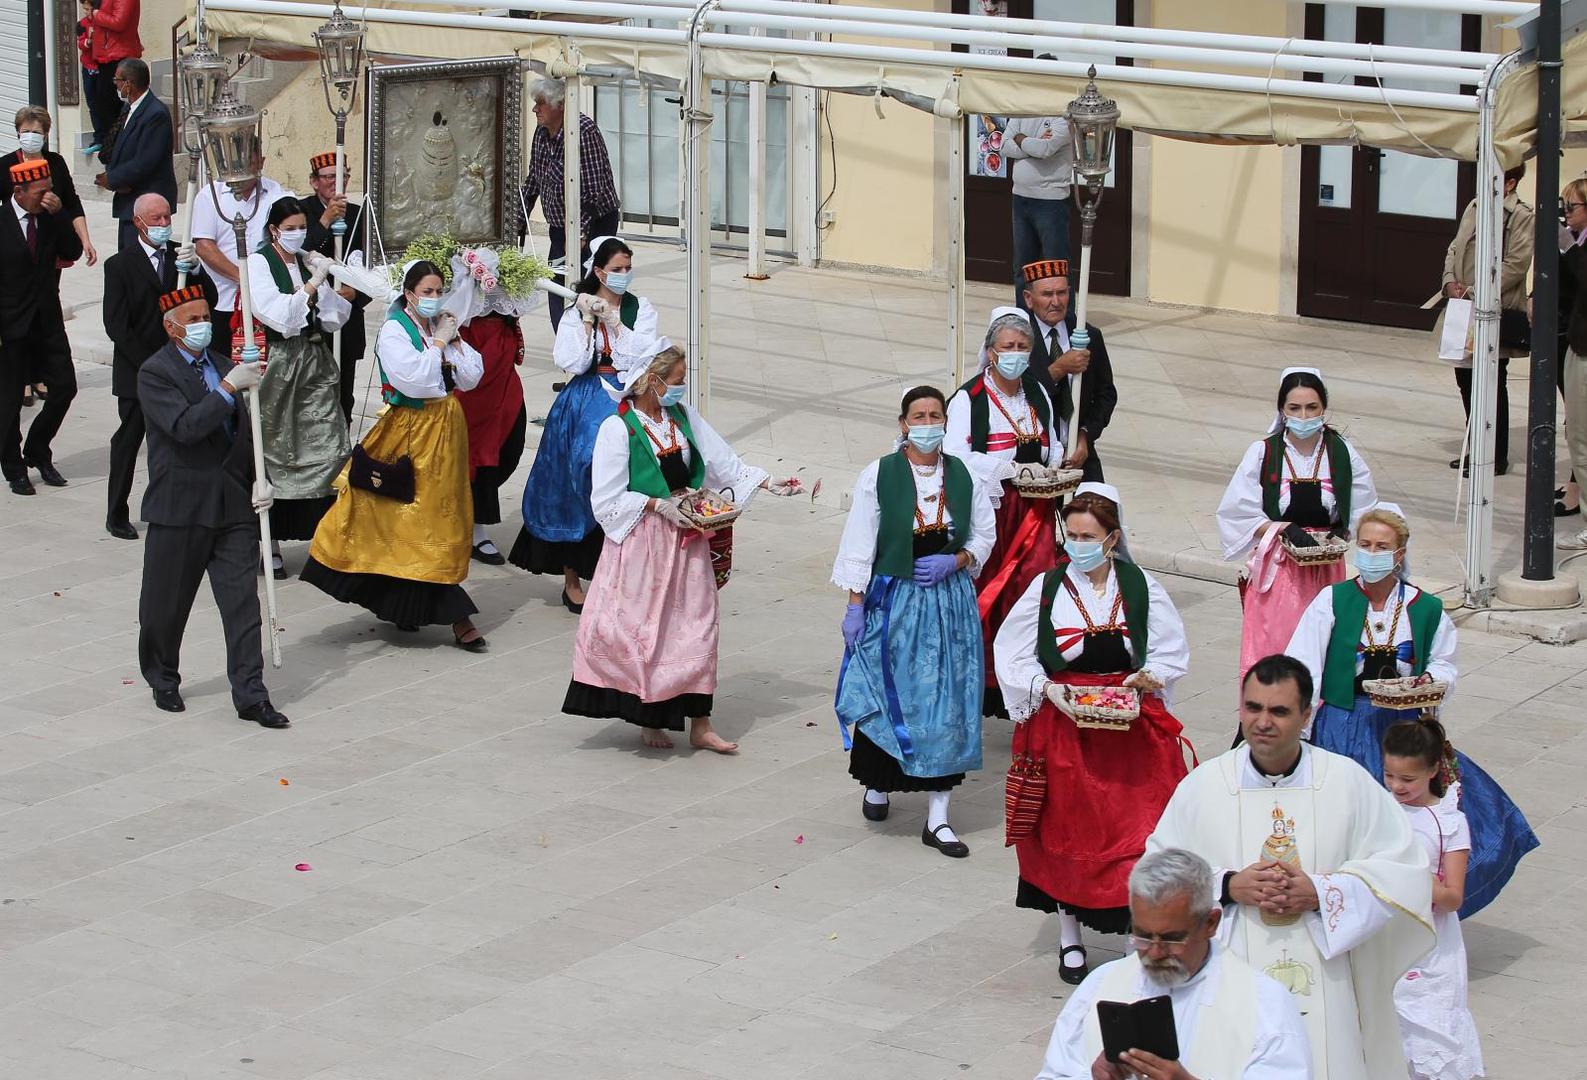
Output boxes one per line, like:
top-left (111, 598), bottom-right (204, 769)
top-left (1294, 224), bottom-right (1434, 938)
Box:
top-left (306, 262), bottom-right (331, 290)
top-left (574, 294), bottom-right (602, 317)
top-left (766, 477), bottom-right (803, 497)
top-left (1043, 680), bottom-right (1068, 710)
top-left (433, 311), bottom-right (460, 346)
top-left (175, 242), bottom-right (197, 272)
top-left (599, 303), bottom-right (622, 328)
top-left (1124, 669), bottom-right (1165, 694)
top-left (251, 479), bottom-right (275, 513)
top-left (224, 360), bottom-right (265, 392)
top-left (649, 495), bottom-right (690, 529)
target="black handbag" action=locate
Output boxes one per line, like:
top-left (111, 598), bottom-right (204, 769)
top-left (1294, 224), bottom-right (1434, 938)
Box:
top-left (1499, 308), bottom-right (1531, 352)
top-left (348, 445), bottom-right (416, 503)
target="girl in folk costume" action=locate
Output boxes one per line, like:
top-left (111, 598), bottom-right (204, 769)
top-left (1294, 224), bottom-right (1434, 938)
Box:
top-left (247, 196), bottom-right (353, 578)
top-left (446, 247), bottom-right (528, 566)
top-left (992, 483), bottom-right (1191, 984)
top-left (1285, 504), bottom-right (1537, 917)
top-left (565, 343), bottom-right (796, 751)
top-left (1217, 366), bottom-right (1376, 681)
top-left (301, 260), bottom-right (490, 651)
top-left (511, 237), bottom-right (658, 612)
top-left (834, 387), bottom-right (996, 858)
top-left (1382, 717), bottom-right (1485, 1080)
top-left (946, 307), bottom-right (1059, 718)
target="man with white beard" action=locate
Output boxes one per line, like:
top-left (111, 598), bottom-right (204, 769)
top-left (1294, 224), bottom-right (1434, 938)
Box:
top-left (1033, 849), bottom-right (1312, 1080)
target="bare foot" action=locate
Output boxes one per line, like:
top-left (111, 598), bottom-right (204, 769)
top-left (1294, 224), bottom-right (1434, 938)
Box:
top-left (688, 717), bottom-right (739, 754)
top-left (640, 728), bottom-right (675, 749)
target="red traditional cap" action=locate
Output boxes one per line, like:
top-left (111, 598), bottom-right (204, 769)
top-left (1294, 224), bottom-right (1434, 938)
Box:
top-left (310, 152), bottom-right (338, 172)
top-left (8, 160), bottom-right (49, 184)
top-left (159, 284), bottom-right (208, 312)
top-left (1021, 258), bottom-right (1069, 284)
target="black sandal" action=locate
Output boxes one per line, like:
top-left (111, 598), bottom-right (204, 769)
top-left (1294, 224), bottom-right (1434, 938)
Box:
top-left (1059, 944), bottom-right (1089, 985)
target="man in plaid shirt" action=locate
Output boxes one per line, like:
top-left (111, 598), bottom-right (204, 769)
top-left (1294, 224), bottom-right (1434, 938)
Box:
top-left (520, 78), bottom-right (621, 331)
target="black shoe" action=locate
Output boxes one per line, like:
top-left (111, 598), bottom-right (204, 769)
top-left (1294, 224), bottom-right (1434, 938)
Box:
top-left (471, 541), bottom-right (506, 566)
top-left (395, 622), bottom-right (420, 632)
top-left (106, 518), bottom-right (138, 540)
top-left (25, 458), bottom-right (66, 486)
top-left (921, 823), bottom-right (969, 859)
top-left (153, 688), bottom-right (186, 712)
top-left (1059, 945), bottom-right (1089, 985)
top-left (453, 630), bottom-right (489, 652)
top-left (1558, 500), bottom-right (1581, 518)
top-left (261, 556), bottom-right (287, 580)
top-left (551, 381), bottom-right (568, 392)
top-left (9, 477), bottom-right (35, 496)
top-left (862, 794), bottom-right (890, 822)
top-left (561, 588), bottom-right (584, 614)
top-left (1495, 462), bottom-right (1509, 477)
top-left (238, 700), bottom-right (290, 728)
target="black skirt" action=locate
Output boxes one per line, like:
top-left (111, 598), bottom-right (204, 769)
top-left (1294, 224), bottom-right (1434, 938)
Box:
top-left (562, 680), bottom-right (713, 732)
top-left (509, 525), bottom-right (604, 580)
top-left (1014, 877), bottom-right (1132, 935)
top-left (982, 684), bottom-right (1009, 720)
top-left (300, 556), bottom-right (478, 626)
top-left (471, 406), bottom-right (527, 525)
top-left (847, 729), bottom-right (964, 792)
top-left (267, 495), bottom-right (336, 542)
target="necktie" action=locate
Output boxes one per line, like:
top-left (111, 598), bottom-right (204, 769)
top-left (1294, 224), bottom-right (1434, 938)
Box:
top-left (153, 249), bottom-right (165, 282)
top-left (24, 213), bottom-right (37, 258)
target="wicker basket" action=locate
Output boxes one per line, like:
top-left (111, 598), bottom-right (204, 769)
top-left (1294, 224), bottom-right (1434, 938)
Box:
top-left (1060, 685), bottom-right (1140, 732)
top-left (1012, 464), bottom-right (1083, 500)
top-left (678, 489), bottom-right (742, 533)
top-left (1362, 677), bottom-right (1449, 711)
top-left (1281, 528), bottom-right (1350, 567)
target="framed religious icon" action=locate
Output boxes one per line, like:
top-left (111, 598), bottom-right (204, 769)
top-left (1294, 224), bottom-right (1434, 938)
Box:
top-left (366, 57), bottom-right (522, 254)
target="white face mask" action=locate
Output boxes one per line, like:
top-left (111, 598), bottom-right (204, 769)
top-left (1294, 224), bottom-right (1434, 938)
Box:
top-left (17, 131), bottom-right (45, 154)
top-left (276, 229), bottom-right (308, 255)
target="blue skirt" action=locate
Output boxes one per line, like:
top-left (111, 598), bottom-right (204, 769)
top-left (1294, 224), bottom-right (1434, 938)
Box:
top-left (521, 368), bottom-right (618, 543)
top-left (1312, 696), bottom-right (1538, 919)
top-left (835, 573), bottom-right (984, 780)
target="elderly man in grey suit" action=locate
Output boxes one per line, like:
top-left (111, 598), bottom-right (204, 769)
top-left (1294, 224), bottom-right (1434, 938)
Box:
top-left (138, 283), bottom-right (288, 727)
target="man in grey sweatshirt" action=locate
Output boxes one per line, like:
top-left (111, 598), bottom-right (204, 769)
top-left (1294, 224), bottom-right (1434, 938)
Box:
top-left (1003, 111), bottom-right (1074, 302)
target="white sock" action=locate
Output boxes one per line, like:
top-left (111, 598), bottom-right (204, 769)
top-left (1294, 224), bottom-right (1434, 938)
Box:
top-left (864, 788), bottom-right (890, 806)
top-left (926, 791), bottom-right (958, 843)
top-left (1058, 911), bottom-right (1085, 965)
top-left (472, 524), bottom-right (488, 544)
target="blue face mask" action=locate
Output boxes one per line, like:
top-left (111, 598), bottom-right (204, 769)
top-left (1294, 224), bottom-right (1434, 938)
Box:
top-left (180, 320), bottom-right (213, 352)
top-left (658, 381), bottom-right (686, 407)
top-left (413, 296), bottom-right (444, 319)
top-left (1285, 415), bottom-right (1326, 439)
top-left (1355, 548), bottom-right (1398, 583)
top-left (1065, 538), bottom-right (1109, 572)
top-left (146, 224), bottom-right (172, 246)
top-left (993, 351), bottom-right (1030, 380)
top-left (604, 270), bottom-right (633, 295)
top-left (906, 423), bottom-right (945, 453)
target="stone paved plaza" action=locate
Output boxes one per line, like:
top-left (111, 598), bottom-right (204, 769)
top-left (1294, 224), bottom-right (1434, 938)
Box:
top-left (3, 202), bottom-right (1587, 1078)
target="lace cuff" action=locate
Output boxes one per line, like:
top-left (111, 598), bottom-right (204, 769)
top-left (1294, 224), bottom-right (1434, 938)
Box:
top-left (595, 492), bottom-right (649, 544)
top-left (831, 559), bottom-right (872, 595)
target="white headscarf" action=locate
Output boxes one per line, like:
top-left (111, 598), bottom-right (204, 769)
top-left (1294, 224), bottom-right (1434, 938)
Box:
top-left (978, 305), bottom-right (1033, 371)
top-left (1268, 366), bottom-right (1325, 435)
top-left (1071, 480), bottom-right (1134, 563)
top-left (583, 234), bottom-right (623, 277)
top-left (601, 335), bottom-right (674, 403)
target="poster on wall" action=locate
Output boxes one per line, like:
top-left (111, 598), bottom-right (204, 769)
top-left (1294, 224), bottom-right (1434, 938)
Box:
top-left (967, 0), bottom-right (1009, 177)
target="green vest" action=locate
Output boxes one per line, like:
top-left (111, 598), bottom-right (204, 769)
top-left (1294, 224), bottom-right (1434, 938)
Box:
top-left (954, 370), bottom-right (1052, 452)
top-left (255, 243), bottom-right (315, 346)
top-left (377, 311), bottom-right (430, 410)
top-left (1321, 581), bottom-right (1444, 709)
top-left (1035, 559), bottom-right (1151, 675)
top-left (620, 402), bottom-right (707, 497)
top-left (871, 451), bottom-right (972, 580)
top-left (1260, 428), bottom-right (1354, 525)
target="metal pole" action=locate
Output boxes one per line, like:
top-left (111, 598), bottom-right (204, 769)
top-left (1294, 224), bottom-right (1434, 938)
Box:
top-left (947, 112), bottom-right (965, 387)
top-left (233, 213), bottom-right (283, 667)
top-left (745, 27), bottom-right (768, 280)
top-left (1523, 0), bottom-right (1562, 581)
top-left (685, 0), bottom-right (719, 414)
top-left (331, 115), bottom-right (347, 419)
top-left (562, 62), bottom-right (582, 293)
top-left (1464, 78), bottom-right (1503, 607)
top-left (177, 154), bottom-right (206, 288)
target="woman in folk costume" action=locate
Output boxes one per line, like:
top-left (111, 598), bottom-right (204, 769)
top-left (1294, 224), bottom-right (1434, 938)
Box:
top-left (565, 342), bottom-right (795, 752)
top-left (1285, 503), bottom-right (1538, 917)
top-left (247, 196), bottom-right (353, 578)
top-left (446, 247), bottom-right (528, 565)
top-left (1217, 366), bottom-right (1376, 683)
top-left (946, 307), bottom-right (1059, 718)
top-left (992, 483), bottom-right (1191, 984)
top-left (302, 260), bottom-right (489, 651)
top-left (834, 386), bottom-right (996, 858)
top-left (511, 236), bottom-right (658, 612)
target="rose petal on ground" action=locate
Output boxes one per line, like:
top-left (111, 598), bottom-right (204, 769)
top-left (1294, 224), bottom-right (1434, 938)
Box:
top-left (294, 863), bottom-right (312, 872)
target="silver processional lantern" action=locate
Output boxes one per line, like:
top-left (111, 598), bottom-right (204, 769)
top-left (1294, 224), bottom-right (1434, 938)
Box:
top-left (199, 84), bottom-right (264, 196)
top-left (1065, 65), bottom-right (1121, 246)
top-left (313, 2), bottom-right (368, 123)
top-left (179, 36), bottom-right (230, 155)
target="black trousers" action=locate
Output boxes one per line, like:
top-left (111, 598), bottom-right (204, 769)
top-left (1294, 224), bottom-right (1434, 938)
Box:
top-left (546, 207), bottom-right (622, 333)
top-left (1455, 358), bottom-right (1510, 468)
top-left (139, 521), bottom-right (268, 711)
top-left (94, 71), bottom-right (125, 154)
top-left (0, 325), bottom-right (77, 481)
top-left (471, 405), bottom-right (528, 525)
top-left (212, 309), bottom-right (236, 355)
top-left (107, 395), bottom-right (146, 524)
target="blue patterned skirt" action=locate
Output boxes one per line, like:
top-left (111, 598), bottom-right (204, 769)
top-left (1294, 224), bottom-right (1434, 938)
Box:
top-left (835, 573), bottom-right (984, 783)
top-left (1312, 695), bottom-right (1538, 919)
top-left (520, 368), bottom-right (618, 544)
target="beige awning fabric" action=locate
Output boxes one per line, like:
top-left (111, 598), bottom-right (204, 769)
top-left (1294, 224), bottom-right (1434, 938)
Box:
top-left (205, 2), bottom-right (1587, 166)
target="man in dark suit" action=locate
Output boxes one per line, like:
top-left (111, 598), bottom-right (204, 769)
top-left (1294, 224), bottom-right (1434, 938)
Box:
top-left (95, 59), bottom-right (179, 253)
top-left (102, 192), bottom-right (211, 538)
top-left (299, 151), bottom-right (369, 424)
top-left (1020, 258), bottom-right (1118, 483)
top-left (1, 160), bottom-right (84, 495)
top-left (138, 284), bottom-right (288, 727)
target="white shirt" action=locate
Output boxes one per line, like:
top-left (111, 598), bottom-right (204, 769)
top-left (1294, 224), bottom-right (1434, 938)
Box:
top-left (123, 88), bottom-right (148, 125)
top-left (1002, 115), bottom-right (1074, 201)
top-left (944, 374), bottom-right (1056, 494)
top-left (1216, 432), bottom-right (1377, 560)
top-left (553, 295), bottom-right (659, 375)
top-left (374, 317), bottom-right (484, 400)
top-left (14, 195), bottom-right (34, 229)
top-left (247, 251), bottom-right (353, 338)
top-left (1035, 945), bottom-right (1313, 1080)
top-left (1284, 581), bottom-right (1459, 709)
top-left (138, 236), bottom-right (162, 274)
top-left (190, 176), bottom-right (288, 311)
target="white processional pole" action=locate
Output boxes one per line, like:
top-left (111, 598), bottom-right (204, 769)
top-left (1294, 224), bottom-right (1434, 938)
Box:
top-left (1062, 67), bottom-right (1120, 462)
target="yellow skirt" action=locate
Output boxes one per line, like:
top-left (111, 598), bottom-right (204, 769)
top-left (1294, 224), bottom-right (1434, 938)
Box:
top-left (309, 396), bottom-right (473, 585)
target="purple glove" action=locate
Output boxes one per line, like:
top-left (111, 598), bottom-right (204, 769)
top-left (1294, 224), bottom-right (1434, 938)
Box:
top-left (913, 553), bottom-right (960, 586)
top-left (842, 602), bottom-right (865, 648)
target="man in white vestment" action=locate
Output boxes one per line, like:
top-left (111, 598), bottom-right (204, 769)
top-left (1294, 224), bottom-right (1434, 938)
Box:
top-left (1034, 848), bottom-right (1312, 1079)
top-left (1145, 654), bottom-right (1434, 1080)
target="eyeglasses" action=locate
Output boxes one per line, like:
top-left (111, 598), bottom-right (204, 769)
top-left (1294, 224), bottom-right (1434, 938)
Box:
top-left (1566, 202), bottom-right (1586, 212)
top-left (1130, 932), bottom-right (1192, 952)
